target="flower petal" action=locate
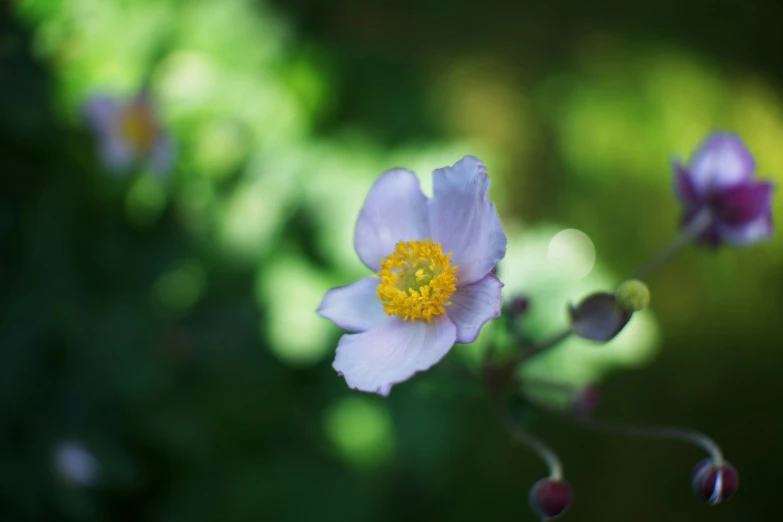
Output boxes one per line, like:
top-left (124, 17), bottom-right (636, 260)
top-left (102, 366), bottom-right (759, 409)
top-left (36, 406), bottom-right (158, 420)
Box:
top-left (673, 161), bottom-right (700, 208)
top-left (98, 130), bottom-right (135, 174)
top-left (317, 277), bottom-right (387, 333)
top-left (83, 96), bottom-right (134, 173)
top-left (429, 156), bottom-right (507, 285)
top-left (716, 211), bottom-right (773, 246)
top-left (83, 95), bottom-right (121, 133)
top-left (333, 314), bottom-right (456, 396)
top-left (149, 131), bottom-right (175, 176)
top-left (689, 133), bottom-right (755, 195)
top-left (354, 169), bottom-right (430, 271)
top-left (446, 273), bottom-right (503, 343)
top-left (710, 181), bottom-right (774, 226)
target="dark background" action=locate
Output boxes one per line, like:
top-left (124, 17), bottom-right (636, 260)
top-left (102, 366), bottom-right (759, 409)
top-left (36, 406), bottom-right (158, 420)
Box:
top-left (2, 1), bottom-right (782, 521)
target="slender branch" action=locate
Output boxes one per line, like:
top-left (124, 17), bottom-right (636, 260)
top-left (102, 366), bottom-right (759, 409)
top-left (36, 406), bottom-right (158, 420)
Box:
top-left (512, 328), bottom-right (572, 365)
top-left (494, 398), bottom-right (564, 480)
top-left (628, 209), bottom-right (713, 282)
top-left (564, 415), bottom-right (724, 466)
top-left (521, 378), bottom-right (579, 394)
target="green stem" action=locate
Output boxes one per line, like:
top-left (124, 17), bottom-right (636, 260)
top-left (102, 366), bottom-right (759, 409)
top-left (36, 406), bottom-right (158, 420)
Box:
top-left (512, 328), bottom-right (572, 365)
top-left (563, 415), bottom-right (724, 466)
top-left (493, 397), bottom-right (564, 480)
top-left (628, 209), bottom-right (713, 282)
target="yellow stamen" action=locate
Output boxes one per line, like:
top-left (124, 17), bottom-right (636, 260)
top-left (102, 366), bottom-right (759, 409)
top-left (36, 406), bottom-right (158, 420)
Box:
top-left (118, 101), bottom-right (157, 154)
top-left (376, 239), bottom-right (458, 323)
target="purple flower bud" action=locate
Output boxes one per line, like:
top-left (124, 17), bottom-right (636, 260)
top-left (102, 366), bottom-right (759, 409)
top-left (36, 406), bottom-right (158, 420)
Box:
top-left (529, 478), bottom-right (573, 520)
top-left (674, 133), bottom-right (774, 247)
top-left (571, 385), bottom-right (600, 416)
top-left (569, 293), bottom-right (632, 342)
top-left (692, 459), bottom-right (738, 504)
top-left (509, 296), bottom-right (530, 316)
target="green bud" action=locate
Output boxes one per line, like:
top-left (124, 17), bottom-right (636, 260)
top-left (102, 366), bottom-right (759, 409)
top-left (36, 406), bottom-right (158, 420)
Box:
top-left (615, 279), bottom-right (650, 312)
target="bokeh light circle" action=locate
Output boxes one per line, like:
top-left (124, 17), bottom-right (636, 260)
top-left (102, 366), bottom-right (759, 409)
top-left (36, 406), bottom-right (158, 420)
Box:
top-left (547, 228), bottom-right (596, 280)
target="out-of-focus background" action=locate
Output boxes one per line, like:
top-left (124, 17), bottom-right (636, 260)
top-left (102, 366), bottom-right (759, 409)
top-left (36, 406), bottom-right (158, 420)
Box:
top-left (2, 0), bottom-right (781, 520)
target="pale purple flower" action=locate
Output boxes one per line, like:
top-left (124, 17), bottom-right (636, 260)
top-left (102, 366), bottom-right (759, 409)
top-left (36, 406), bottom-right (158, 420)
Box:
top-left (83, 89), bottom-right (174, 176)
top-left (674, 133), bottom-right (774, 246)
top-left (318, 156), bottom-right (507, 395)
top-left (53, 440), bottom-right (101, 486)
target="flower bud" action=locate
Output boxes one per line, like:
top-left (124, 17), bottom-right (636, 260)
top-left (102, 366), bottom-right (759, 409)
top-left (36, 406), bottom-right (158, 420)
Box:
top-left (509, 296), bottom-right (530, 316)
top-left (614, 279), bottom-right (650, 312)
top-left (529, 478), bottom-right (573, 520)
top-left (571, 386), bottom-right (600, 416)
top-left (692, 459), bottom-right (738, 504)
top-left (569, 293), bottom-right (632, 342)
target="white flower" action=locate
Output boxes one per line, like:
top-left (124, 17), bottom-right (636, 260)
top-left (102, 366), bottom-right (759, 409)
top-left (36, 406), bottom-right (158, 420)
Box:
top-left (318, 156), bottom-right (507, 395)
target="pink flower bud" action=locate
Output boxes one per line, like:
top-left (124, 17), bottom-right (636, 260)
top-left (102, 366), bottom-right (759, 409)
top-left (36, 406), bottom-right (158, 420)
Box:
top-left (529, 478), bottom-right (573, 520)
top-left (692, 459), bottom-right (738, 504)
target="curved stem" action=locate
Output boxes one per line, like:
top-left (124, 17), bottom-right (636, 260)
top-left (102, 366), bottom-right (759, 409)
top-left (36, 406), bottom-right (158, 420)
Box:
top-left (569, 416), bottom-right (724, 466)
top-left (628, 209), bottom-right (713, 282)
top-left (494, 399), bottom-right (564, 480)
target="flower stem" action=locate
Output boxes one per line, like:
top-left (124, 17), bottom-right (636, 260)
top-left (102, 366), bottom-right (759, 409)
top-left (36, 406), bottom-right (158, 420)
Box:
top-left (568, 416), bottom-right (724, 466)
top-left (494, 398), bottom-right (564, 480)
top-left (521, 378), bottom-right (579, 394)
top-left (628, 209), bottom-right (713, 282)
top-left (512, 328), bottom-right (572, 365)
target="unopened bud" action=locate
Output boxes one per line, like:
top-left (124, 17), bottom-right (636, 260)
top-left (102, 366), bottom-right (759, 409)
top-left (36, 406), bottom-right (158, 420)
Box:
top-left (615, 280), bottom-right (650, 312)
top-left (509, 296), bottom-right (530, 316)
top-left (529, 478), bottom-right (573, 520)
top-left (571, 386), bottom-right (600, 416)
top-left (569, 293), bottom-right (632, 342)
top-left (692, 459), bottom-right (738, 504)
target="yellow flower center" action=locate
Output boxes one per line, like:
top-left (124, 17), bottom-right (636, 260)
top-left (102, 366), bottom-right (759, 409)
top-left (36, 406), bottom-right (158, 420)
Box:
top-left (376, 239), bottom-right (458, 323)
top-left (119, 101), bottom-right (157, 154)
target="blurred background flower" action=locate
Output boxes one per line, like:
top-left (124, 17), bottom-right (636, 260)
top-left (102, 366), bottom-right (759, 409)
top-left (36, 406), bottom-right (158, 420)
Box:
top-left (83, 89), bottom-right (174, 176)
top-left (2, 0), bottom-right (782, 520)
top-left (674, 133), bottom-right (774, 246)
top-left (52, 441), bottom-right (101, 487)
